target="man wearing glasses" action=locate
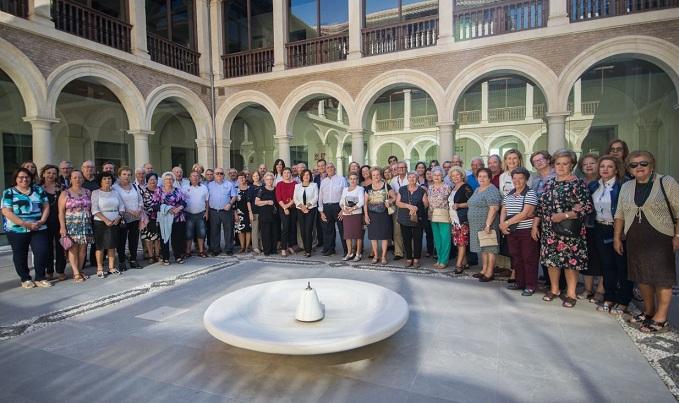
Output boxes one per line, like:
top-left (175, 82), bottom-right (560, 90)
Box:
top-left (389, 161), bottom-right (408, 260)
top-left (208, 168), bottom-right (238, 256)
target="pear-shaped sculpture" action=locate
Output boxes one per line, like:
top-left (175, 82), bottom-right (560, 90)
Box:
top-left (295, 282), bottom-right (324, 322)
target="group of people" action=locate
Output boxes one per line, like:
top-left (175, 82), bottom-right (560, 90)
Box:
top-left (3, 139), bottom-right (677, 333)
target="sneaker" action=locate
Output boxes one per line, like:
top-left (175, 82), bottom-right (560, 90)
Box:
top-left (21, 280), bottom-right (36, 289)
top-left (35, 280), bottom-right (53, 288)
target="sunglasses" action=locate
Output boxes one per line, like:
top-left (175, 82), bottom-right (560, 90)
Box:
top-left (215, 172), bottom-right (225, 175)
top-left (628, 161), bottom-right (650, 169)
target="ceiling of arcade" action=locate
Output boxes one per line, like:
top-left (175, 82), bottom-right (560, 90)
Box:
top-left (220, 19), bottom-right (679, 108)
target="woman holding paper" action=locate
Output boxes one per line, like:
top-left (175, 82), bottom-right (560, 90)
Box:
top-left (467, 168), bottom-right (502, 282)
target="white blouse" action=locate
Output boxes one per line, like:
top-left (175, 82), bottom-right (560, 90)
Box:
top-left (293, 183), bottom-right (319, 209)
top-left (112, 183), bottom-right (143, 222)
top-left (339, 186), bottom-right (365, 216)
top-left (91, 189), bottom-right (125, 221)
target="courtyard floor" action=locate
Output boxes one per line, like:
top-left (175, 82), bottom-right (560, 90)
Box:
top-left (0, 250), bottom-right (677, 403)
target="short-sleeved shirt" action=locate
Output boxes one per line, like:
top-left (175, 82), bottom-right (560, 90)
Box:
top-left (2, 186), bottom-right (48, 233)
top-left (207, 180), bottom-right (238, 210)
top-left (184, 184), bottom-right (209, 214)
top-left (502, 189), bottom-right (538, 230)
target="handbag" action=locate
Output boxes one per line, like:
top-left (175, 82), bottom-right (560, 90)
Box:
top-left (478, 230), bottom-right (499, 247)
top-left (552, 218), bottom-right (582, 238)
top-left (660, 176), bottom-right (677, 223)
top-left (505, 188), bottom-right (529, 233)
top-left (397, 188), bottom-right (420, 226)
top-left (431, 208), bottom-right (450, 223)
top-left (59, 235), bottom-right (74, 251)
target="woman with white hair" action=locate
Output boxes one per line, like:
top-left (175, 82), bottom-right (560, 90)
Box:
top-left (158, 171), bottom-right (187, 265)
top-left (428, 167), bottom-right (452, 269)
top-left (396, 171), bottom-right (429, 268)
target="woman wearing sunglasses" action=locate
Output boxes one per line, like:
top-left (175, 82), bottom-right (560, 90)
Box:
top-left (614, 151), bottom-right (679, 333)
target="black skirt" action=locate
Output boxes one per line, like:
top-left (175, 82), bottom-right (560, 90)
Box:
top-left (626, 212), bottom-right (676, 287)
top-left (93, 220), bottom-right (120, 250)
top-left (582, 228), bottom-right (602, 276)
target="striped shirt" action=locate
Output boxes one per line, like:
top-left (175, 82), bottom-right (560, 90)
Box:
top-left (502, 189), bottom-right (538, 230)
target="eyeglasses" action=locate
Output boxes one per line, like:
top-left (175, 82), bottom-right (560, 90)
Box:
top-left (628, 161), bottom-right (650, 169)
top-left (16, 176), bottom-right (30, 180)
top-left (215, 172), bottom-right (224, 175)
top-left (610, 147), bottom-right (624, 152)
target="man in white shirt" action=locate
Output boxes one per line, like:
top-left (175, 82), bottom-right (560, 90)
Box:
top-left (208, 168), bottom-right (238, 255)
top-left (172, 166), bottom-right (190, 189)
top-left (184, 172), bottom-right (209, 257)
top-left (318, 162), bottom-right (347, 256)
top-left (313, 159), bottom-right (327, 248)
top-left (389, 161), bottom-right (407, 259)
top-left (134, 167), bottom-right (146, 189)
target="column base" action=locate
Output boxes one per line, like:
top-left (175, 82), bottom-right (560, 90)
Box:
top-left (133, 49), bottom-right (151, 60)
top-left (347, 51), bottom-right (363, 61)
top-left (437, 36), bottom-right (455, 46)
top-left (272, 64), bottom-right (285, 72)
top-left (548, 15), bottom-right (570, 27)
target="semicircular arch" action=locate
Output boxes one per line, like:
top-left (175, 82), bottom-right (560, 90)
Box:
top-left (0, 37), bottom-right (47, 117)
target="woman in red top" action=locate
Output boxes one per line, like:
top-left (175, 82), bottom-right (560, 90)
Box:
top-left (275, 167), bottom-right (298, 256)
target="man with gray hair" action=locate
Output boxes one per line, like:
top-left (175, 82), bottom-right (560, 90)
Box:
top-left (467, 157), bottom-right (484, 190)
top-left (318, 162), bottom-right (347, 256)
top-left (58, 160), bottom-right (72, 188)
top-left (172, 166), bottom-right (190, 189)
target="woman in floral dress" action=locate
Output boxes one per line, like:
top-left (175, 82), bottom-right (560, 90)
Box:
top-left (58, 170), bottom-right (94, 282)
top-left (140, 173), bottom-right (161, 262)
top-left (234, 172), bottom-right (252, 253)
top-left (532, 149), bottom-right (593, 308)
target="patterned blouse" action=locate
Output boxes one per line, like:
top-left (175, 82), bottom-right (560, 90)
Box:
top-left (159, 187), bottom-right (187, 223)
top-left (141, 186), bottom-right (161, 221)
top-left (427, 184), bottom-right (451, 210)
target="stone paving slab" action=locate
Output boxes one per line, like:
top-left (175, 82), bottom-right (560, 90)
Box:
top-left (0, 255), bottom-right (677, 402)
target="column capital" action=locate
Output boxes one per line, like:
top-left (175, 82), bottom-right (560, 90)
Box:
top-left (220, 138), bottom-right (233, 148)
top-left (127, 129), bottom-right (155, 137)
top-left (544, 112), bottom-right (570, 120)
top-left (196, 137), bottom-right (213, 147)
top-left (348, 128), bottom-right (367, 136)
top-left (436, 121), bottom-right (456, 129)
top-left (23, 116), bottom-right (59, 127)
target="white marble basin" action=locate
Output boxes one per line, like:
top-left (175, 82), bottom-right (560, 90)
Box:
top-left (203, 278), bottom-right (409, 355)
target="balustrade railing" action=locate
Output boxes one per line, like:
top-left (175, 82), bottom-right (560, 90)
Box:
top-left (489, 105), bottom-right (526, 122)
top-left (454, 0), bottom-right (547, 41)
top-left (457, 110), bottom-right (481, 125)
top-left (568, 0), bottom-right (679, 22)
top-left (222, 48), bottom-right (273, 78)
top-left (533, 103), bottom-right (545, 118)
top-left (582, 100), bottom-right (599, 115)
top-left (0, 0), bottom-right (28, 17)
top-left (147, 33), bottom-right (200, 75)
top-left (362, 16), bottom-right (438, 57)
top-left (286, 34), bottom-right (348, 68)
top-left (410, 115), bottom-right (437, 129)
top-left (375, 118), bottom-right (404, 132)
top-left (52, 0), bottom-right (131, 52)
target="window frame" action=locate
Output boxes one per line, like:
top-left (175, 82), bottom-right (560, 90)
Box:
top-left (362, 0), bottom-right (437, 27)
top-left (287, 0), bottom-right (348, 42)
top-left (74, 0), bottom-right (129, 22)
top-left (223, 0), bottom-right (274, 53)
top-left (148, 0), bottom-right (198, 50)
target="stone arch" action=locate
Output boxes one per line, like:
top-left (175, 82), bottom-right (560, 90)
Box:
top-left (279, 81), bottom-right (356, 137)
top-left (372, 139), bottom-right (408, 165)
top-left (355, 69), bottom-right (445, 130)
top-left (455, 132), bottom-right (488, 156)
top-left (558, 36), bottom-right (679, 112)
top-left (444, 54), bottom-right (559, 120)
top-left (486, 129), bottom-right (531, 152)
top-left (407, 134), bottom-right (438, 158)
top-left (215, 90), bottom-right (280, 143)
top-left (46, 60), bottom-right (145, 130)
top-left (145, 84), bottom-right (212, 137)
top-left (0, 36), bottom-right (47, 118)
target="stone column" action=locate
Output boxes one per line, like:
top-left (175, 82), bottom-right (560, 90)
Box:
top-left (545, 112), bottom-right (569, 153)
top-left (218, 138), bottom-right (232, 169)
top-left (273, 0), bottom-right (288, 71)
top-left (196, 137), bottom-right (214, 169)
top-left (403, 89), bottom-right (412, 131)
top-left (481, 81), bottom-right (489, 123)
top-left (349, 129), bottom-right (365, 165)
top-left (548, 0), bottom-right (569, 26)
top-left (275, 136), bottom-right (291, 164)
top-left (128, 129), bottom-right (154, 169)
top-left (129, 0), bottom-right (150, 59)
top-left (438, 0), bottom-right (454, 45)
top-left (347, 0), bottom-right (363, 60)
top-left (337, 104), bottom-right (343, 124)
top-left (24, 116), bottom-right (59, 168)
top-left (573, 78), bottom-right (582, 116)
top-left (28, 0), bottom-right (53, 27)
top-left (196, 0), bottom-right (211, 79)
top-left (210, 0), bottom-right (224, 80)
top-left (318, 100), bottom-right (326, 118)
top-left (437, 122), bottom-right (455, 163)
top-left (525, 83), bottom-right (534, 120)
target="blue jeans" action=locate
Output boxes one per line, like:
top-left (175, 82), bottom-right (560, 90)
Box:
top-left (185, 212), bottom-right (207, 239)
top-left (7, 229), bottom-right (49, 282)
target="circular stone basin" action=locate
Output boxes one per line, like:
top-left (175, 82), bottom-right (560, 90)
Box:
top-left (203, 278), bottom-right (409, 355)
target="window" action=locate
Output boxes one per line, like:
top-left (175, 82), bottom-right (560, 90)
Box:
top-left (73, 0), bottom-right (127, 20)
top-left (289, 0), bottom-right (347, 42)
top-left (172, 146), bottom-right (198, 171)
top-left (146, 0), bottom-right (196, 48)
top-left (95, 141), bottom-right (129, 170)
top-left (290, 145), bottom-right (308, 166)
top-left (364, 0), bottom-right (437, 28)
top-left (224, 0), bottom-right (273, 53)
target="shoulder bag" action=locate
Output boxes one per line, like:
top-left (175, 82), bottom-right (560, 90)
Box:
top-left (660, 175), bottom-right (677, 224)
top-left (505, 188), bottom-right (528, 233)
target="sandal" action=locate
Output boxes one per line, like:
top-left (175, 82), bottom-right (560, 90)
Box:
top-left (562, 297), bottom-right (577, 308)
top-left (108, 269), bottom-right (121, 275)
top-left (609, 305), bottom-right (629, 316)
top-left (199, 252), bottom-right (208, 258)
top-left (371, 257), bottom-right (379, 264)
top-left (73, 274), bottom-right (85, 283)
top-left (588, 293), bottom-right (604, 304)
top-left (96, 271), bottom-right (105, 279)
top-left (380, 257), bottom-right (388, 265)
top-left (629, 313), bottom-right (652, 324)
top-left (543, 291), bottom-right (560, 302)
top-left (479, 275), bottom-right (494, 282)
top-left (577, 291), bottom-right (594, 300)
top-left (640, 320), bottom-right (669, 333)
top-left (472, 273), bottom-right (483, 278)
top-left (454, 266), bottom-right (465, 274)
top-left (596, 302), bottom-right (612, 312)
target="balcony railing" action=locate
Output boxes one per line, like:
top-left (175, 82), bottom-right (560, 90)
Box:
top-left (489, 105), bottom-right (526, 122)
top-left (147, 33), bottom-right (200, 75)
top-left (362, 16), bottom-right (438, 57)
top-left (411, 114), bottom-right (437, 129)
top-left (458, 110), bottom-right (481, 125)
top-left (0, 0), bottom-right (28, 17)
top-left (454, 0), bottom-right (547, 41)
top-left (222, 48), bottom-right (274, 78)
top-left (286, 33), bottom-right (348, 68)
top-left (533, 103), bottom-right (545, 119)
top-left (568, 0), bottom-right (679, 22)
top-left (568, 100), bottom-right (600, 115)
top-left (52, 0), bottom-right (131, 52)
top-left (375, 117), bottom-right (404, 132)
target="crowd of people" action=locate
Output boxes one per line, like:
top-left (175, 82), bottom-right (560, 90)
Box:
top-left (2, 139), bottom-right (678, 333)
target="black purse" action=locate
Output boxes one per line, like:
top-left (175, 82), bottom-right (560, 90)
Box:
top-left (552, 218), bottom-right (582, 238)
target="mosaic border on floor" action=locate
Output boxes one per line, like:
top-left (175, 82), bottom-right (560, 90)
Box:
top-left (0, 260), bottom-right (241, 341)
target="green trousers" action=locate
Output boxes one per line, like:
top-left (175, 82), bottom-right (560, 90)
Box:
top-left (431, 222), bottom-right (451, 265)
